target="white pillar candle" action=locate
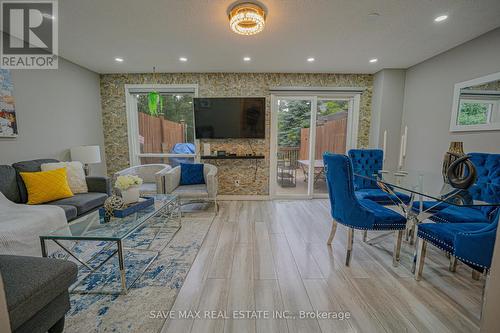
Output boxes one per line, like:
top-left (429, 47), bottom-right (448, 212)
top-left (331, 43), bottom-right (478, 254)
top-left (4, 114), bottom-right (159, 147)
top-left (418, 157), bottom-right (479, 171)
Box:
top-left (382, 130), bottom-right (387, 161)
top-left (398, 135), bottom-right (404, 168)
top-left (403, 126), bottom-right (408, 157)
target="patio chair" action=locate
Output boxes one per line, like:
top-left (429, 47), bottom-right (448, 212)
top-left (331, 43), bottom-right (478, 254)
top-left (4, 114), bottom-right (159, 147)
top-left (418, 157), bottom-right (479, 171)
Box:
top-left (276, 148), bottom-right (299, 187)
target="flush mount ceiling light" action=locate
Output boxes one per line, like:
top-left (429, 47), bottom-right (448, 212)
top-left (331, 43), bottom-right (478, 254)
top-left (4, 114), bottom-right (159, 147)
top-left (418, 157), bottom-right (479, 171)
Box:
top-left (369, 58), bottom-right (378, 63)
top-left (229, 2), bottom-right (266, 35)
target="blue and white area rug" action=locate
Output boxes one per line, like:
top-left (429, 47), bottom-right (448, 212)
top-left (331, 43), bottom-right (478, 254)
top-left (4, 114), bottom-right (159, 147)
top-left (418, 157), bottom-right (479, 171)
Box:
top-left (54, 210), bottom-right (215, 333)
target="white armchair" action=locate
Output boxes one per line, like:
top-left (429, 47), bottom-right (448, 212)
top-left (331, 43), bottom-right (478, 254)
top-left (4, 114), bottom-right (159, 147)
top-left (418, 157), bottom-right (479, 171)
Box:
top-left (164, 163), bottom-right (218, 211)
top-left (114, 164), bottom-right (172, 195)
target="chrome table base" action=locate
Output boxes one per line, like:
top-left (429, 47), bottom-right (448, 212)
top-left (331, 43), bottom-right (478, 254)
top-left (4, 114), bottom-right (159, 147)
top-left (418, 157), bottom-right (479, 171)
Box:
top-left (40, 198), bottom-right (182, 295)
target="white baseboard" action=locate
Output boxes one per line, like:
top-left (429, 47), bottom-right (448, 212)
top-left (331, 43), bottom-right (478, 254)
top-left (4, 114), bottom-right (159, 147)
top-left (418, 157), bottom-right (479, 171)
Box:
top-left (217, 195), bottom-right (270, 201)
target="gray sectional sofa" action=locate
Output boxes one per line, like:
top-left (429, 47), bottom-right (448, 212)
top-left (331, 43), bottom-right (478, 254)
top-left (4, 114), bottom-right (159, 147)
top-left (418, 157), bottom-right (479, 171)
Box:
top-left (0, 255), bottom-right (78, 333)
top-left (0, 158), bottom-right (110, 332)
top-left (0, 158), bottom-right (111, 221)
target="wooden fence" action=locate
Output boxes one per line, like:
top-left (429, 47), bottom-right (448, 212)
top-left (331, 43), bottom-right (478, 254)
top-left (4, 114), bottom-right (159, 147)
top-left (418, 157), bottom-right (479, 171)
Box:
top-left (299, 113), bottom-right (347, 160)
top-left (138, 112), bottom-right (186, 163)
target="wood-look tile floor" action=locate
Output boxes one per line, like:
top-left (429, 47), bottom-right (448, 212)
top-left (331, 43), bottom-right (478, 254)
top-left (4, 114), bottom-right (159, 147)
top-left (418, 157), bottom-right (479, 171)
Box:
top-left (161, 200), bottom-right (483, 333)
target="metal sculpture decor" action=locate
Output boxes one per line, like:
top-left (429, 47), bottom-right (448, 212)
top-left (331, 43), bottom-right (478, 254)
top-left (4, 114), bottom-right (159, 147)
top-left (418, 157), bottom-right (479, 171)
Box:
top-left (445, 154), bottom-right (477, 189)
top-left (442, 141), bottom-right (465, 183)
top-left (447, 189), bottom-right (474, 206)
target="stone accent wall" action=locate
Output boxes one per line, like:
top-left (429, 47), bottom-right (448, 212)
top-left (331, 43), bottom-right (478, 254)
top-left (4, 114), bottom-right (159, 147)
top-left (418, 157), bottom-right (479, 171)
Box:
top-left (100, 73), bottom-right (373, 195)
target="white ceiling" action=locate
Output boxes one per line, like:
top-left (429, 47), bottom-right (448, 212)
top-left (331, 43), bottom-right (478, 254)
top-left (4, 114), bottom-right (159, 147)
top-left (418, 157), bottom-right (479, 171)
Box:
top-left (58, 0), bottom-right (500, 74)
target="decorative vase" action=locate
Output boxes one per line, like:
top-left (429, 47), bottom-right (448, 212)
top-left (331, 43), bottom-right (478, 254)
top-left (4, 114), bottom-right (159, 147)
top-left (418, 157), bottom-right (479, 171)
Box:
top-left (121, 185), bottom-right (140, 205)
top-left (442, 142), bottom-right (465, 183)
top-left (103, 195), bottom-right (125, 222)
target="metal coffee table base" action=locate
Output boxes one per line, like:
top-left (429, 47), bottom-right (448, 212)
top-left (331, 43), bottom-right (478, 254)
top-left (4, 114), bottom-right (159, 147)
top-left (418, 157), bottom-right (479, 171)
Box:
top-left (40, 206), bottom-right (181, 295)
top-left (41, 232), bottom-right (178, 295)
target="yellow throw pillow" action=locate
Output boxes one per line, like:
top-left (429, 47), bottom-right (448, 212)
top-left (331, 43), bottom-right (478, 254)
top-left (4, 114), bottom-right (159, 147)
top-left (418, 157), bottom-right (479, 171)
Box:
top-left (20, 167), bottom-right (74, 205)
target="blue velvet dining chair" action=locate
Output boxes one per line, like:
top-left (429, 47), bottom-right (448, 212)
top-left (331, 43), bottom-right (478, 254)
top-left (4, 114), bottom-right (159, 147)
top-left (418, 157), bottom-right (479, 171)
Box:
top-left (415, 211), bottom-right (499, 281)
top-left (349, 149), bottom-right (412, 242)
top-left (323, 153), bottom-right (407, 266)
top-left (422, 152), bottom-right (500, 225)
top-left (348, 149), bottom-right (411, 205)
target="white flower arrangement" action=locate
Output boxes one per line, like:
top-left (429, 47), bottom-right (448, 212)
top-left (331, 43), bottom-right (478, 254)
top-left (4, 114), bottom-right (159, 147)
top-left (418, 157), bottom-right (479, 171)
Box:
top-left (115, 175), bottom-right (143, 191)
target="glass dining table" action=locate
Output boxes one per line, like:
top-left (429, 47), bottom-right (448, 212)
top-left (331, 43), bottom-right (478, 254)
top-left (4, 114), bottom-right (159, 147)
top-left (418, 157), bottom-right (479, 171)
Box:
top-left (355, 169), bottom-right (500, 208)
top-left (354, 169), bottom-right (500, 271)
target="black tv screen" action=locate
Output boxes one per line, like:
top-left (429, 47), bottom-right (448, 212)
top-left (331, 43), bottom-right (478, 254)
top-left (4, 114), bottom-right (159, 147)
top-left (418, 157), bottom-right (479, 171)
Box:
top-left (194, 97), bottom-right (265, 139)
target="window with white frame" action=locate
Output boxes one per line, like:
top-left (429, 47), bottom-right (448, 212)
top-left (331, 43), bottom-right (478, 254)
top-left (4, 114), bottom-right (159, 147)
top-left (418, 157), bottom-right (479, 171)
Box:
top-left (457, 99), bottom-right (496, 126)
top-left (125, 85), bottom-right (198, 166)
top-left (450, 72), bottom-right (500, 132)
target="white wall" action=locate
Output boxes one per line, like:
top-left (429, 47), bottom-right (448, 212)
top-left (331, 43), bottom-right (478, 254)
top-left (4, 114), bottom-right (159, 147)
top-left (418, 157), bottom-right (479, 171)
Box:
top-left (402, 27), bottom-right (500, 172)
top-left (400, 27), bottom-right (500, 333)
top-left (370, 69), bottom-right (406, 170)
top-left (0, 58), bottom-right (106, 175)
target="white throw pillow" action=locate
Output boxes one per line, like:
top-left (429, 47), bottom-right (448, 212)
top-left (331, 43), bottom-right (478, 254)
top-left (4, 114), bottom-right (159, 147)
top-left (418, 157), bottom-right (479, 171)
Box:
top-left (41, 161), bottom-right (88, 194)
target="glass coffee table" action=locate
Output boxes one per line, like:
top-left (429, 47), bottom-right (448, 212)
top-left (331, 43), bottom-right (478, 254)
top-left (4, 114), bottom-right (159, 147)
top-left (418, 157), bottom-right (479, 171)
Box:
top-left (40, 194), bottom-right (181, 295)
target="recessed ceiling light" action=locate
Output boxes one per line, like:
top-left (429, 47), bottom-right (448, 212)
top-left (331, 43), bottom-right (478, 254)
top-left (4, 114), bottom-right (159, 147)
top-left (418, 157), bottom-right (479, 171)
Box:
top-left (307, 57), bottom-right (315, 62)
top-left (114, 57), bottom-right (124, 62)
top-left (434, 15), bottom-right (448, 22)
top-left (179, 57), bottom-right (188, 62)
top-left (369, 58), bottom-right (378, 63)
top-left (243, 57), bottom-right (251, 62)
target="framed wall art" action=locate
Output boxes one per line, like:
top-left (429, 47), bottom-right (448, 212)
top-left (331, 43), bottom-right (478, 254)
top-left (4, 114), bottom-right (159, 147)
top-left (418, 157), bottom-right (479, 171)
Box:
top-left (0, 68), bottom-right (17, 137)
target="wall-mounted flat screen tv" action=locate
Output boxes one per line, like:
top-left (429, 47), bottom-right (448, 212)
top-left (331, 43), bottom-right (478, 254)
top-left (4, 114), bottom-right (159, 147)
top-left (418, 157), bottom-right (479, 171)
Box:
top-left (194, 97), bottom-right (265, 139)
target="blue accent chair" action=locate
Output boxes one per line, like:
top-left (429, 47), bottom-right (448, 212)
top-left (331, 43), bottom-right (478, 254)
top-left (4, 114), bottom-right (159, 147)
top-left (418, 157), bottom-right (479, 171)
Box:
top-left (324, 153), bottom-right (407, 266)
top-left (348, 149), bottom-right (411, 205)
top-left (415, 211), bottom-right (499, 280)
top-left (426, 152), bottom-right (500, 224)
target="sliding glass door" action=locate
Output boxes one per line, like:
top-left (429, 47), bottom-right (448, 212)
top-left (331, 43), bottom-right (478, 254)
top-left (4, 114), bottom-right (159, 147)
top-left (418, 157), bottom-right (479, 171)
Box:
top-left (313, 98), bottom-right (351, 194)
top-left (271, 93), bottom-right (358, 198)
top-left (274, 97), bottom-right (313, 196)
